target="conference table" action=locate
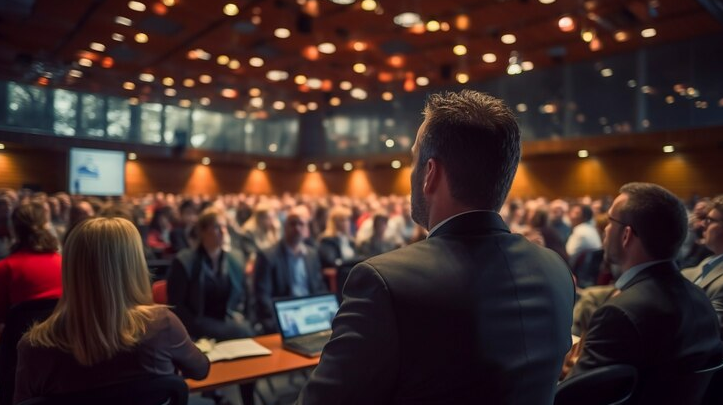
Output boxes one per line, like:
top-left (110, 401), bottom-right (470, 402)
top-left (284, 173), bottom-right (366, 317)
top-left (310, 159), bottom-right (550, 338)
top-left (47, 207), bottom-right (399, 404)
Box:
top-left (187, 334), bottom-right (320, 393)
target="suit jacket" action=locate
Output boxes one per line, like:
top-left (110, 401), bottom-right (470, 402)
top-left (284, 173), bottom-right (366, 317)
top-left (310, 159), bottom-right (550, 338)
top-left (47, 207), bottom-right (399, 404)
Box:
top-left (167, 246), bottom-right (249, 339)
top-left (683, 256), bottom-right (723, 338)
top-left (569, 261), bottom-right (722, 403)
top-left (296, 211), bottom-right (575, 405)
top-left (254, 242), bottom-right (327, 332)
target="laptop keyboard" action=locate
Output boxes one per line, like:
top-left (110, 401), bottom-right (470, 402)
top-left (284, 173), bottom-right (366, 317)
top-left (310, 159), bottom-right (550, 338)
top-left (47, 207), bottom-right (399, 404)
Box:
top-left (288, 331), bottom-right (332, 353)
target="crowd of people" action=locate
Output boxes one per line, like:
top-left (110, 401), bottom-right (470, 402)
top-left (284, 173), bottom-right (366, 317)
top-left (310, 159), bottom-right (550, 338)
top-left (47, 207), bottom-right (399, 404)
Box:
top-left (1, 90), bottom-right (722, 405)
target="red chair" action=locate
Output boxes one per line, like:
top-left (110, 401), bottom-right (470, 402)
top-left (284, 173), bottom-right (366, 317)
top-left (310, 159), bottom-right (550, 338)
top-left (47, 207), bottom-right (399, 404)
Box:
top-left (152, 280), bottom-right (167, 304)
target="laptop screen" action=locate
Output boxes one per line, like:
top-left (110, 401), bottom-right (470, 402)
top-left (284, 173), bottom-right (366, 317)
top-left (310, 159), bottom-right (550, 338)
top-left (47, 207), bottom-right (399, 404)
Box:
top-left (274, 294), bottom-right (339, 339)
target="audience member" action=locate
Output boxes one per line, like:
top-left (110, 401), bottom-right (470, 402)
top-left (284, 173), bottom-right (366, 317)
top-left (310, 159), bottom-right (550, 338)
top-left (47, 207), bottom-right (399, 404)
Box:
top-left (13, 217), bottom-right (209, 403)
top-left (680, 198), bottom-right (714, 268)
top-left (254, 207), bottom-right (327, 333)
top-left (146, 206), bottom-right (174, 256)
top-left (170, 199), bottom-right (199, 253)
top-left (356, 212), bottom-right (396, 258)
top-left (318, 206), bottom-right (357, 268)
top-left (297, 90), bottom-right (575, 405)
top-left (565, 203), bottom-right (602, 263)
top-left (566, 183), bottom-right (721, 402)
top-left (682, 195), bottom-right (723, 336)
top-left (0, 202), bottom-right (62, 323)
top-left (529, 208), bottom-right (568, 262)
top-left (549, 199), bottom-right (571, 242)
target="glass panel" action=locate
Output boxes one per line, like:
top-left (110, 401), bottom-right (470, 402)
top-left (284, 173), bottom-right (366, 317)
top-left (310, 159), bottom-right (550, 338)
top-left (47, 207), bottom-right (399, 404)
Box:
top-left (164, 105), bottom-right (190, 147)
top-left (191, 109), bottom-right (224, 150)
top-left (80, 94), bottom-right (105, 137)
top-left (107, 97), bottom-right (131, 139)
top-left (140, 103), bottom-right (163, 144)
top-left (53, 89), bottom-right (77, 136)
top-left (7, 82), bottom-right (47, 130)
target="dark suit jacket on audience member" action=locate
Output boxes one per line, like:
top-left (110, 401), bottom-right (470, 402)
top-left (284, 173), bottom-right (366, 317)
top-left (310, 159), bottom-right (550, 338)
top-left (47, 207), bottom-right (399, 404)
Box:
top-left (297, 211), bottom-right (575, 405)
top-left (569, 261), bottom-right (722, 402)
top-left (254, 242), bottom-right (327, 332)
top-left (13, 307), bottom-right (209, 404)
top-left (683, 257), bottom-right (723, 338)
top-left (167, 246), bottom-right (252, 340)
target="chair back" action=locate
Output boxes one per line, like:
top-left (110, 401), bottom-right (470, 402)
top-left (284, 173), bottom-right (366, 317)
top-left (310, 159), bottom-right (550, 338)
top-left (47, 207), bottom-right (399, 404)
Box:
top-left (152, 280), bottom-right (168, 304)
top-left (639, 360), bottom-right (723, 405)
top-left (0, 299), bottom-right (58, 405)
top-left (16, 373), bottom-right (189, 405)
top-left (555, 364), bottom-right (637, 405)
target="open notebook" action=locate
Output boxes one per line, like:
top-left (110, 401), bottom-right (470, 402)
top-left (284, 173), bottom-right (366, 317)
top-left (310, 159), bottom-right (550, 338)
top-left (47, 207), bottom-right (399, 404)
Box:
top-left (197, 338), bottom-right (272, 362)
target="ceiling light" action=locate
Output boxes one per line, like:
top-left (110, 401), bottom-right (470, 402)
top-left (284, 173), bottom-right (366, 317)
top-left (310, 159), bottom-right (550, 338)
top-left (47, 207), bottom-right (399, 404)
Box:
top-left (516, 103), bottom-right (528, 112)
top-left (329, 97), bottom-right (341, 106)
top-left (249, 88), bottom-right (261, 97)
top-left (199, 74), bottom-right (212, 84)
top-left (257, 162), bottom-right (266, 170)
top-left (273, 101), bottom-right (285, 110)
top-left (307, 78), bottom-right (322, 89)
top-left (663, 145), bottom-right (675, 153)
top-left (600, 68), bottom-right (613, 77)
top-left (456, 73), bottom-right (469, 84)
top-left (343, 162), bottom-right (353, 171)
top-left (440, 22), bottom-right (450, 31)
top-left (641, 28), bottom-right (657, 38)
top-left (223, 3), bottom-right (239, 16)
top-left (274, 28), bottom-right (291, 38)
top-left (267, 70), bottom-right (289, 81)
top-left (416, 76), bottom-right (429, 86)
top-left (317, 42), bottom-right (337, 54)
top-left (221, 88), bottom-right (238, 98)
top-left (249, 57), bottom-right (264, 67)
top-left (228, 59), bottom-right (240, 69)
top-left (250, 97), bottom-right (263, 108)
top-left (361, 0), bottom-right (377, 11)
top-left (353, 63), bottom-right (366, 73)
top-left (340, 81), bottom-right (352, 90)
top-left (164, 88), bottom-right (177, 97)
top-left (501, 34), bottom-right (516, 44)
top-left (193, 49), bottom-right (210, 60)
top-left (665, 95), bottom-right (675, 104)
top-left (589, 37), bottom-right (602, 51)
top-left (200, 97), bottom-right (211, 106)
top-left (129, 97), bottom-right (139, 105)
top-left (453, 44), bottom-right (467, 56)
top-left (391, 160), bottom-right (402, 169)
top-left (268, 143), bottom-right (278, 152)
top-left (128, 152), bottom-right (137, 160)
top-left (135, 33), bottom-right (149, 43)
top-left (115, 16), bottom-right (132, 26)
top-left (179, 99), bottom-right (191, 107)
top-left (307, 163), bottom-right (317, 172)
top-left (352, 41), bottom-right (368, 51)
top-left (307, 102), bottom-right (318, 111)
top-left (235, 110), bottom-right (247, 118)
top-left (393, 12), bottom-right (421, 27)
top-left (303, 45), bottom-right (320, 60)
top-left (330, 0), bottom-right (354, 4)
top-left (614, 31), bottom-right (630, 42)
top-left (128, 1), bottom-right (146, 11)
top-left (152, 3), bottom-right (168, 15)
top-left (162, 77), bottom-right (174, 86)
top-left (558, 16), bottom-right (575, 32)
top-left (581, 28), bottom-right (595, 43)
top-left (217, 55), bottom-right (230, 65)
top-left (521, 61), bottom-right (534, 71)
top-left (382, 91), bottom-right (393, 101)
top-left (112, 33), bottom-right (125, 42)
top-left (78, 57), bottom-right (93, 67)
top-left (251, 15), bottom-right (261, 25)
top-left (89, 42), bottom-right (106, 52)
top-left (350, 88), bottom-right (367, 100)
top-left (385, 139), bottom-right (395, 148)
top-left (123, 81), bottom-right (135, 90)
top-left (163, 0), bottom-right (175, 5)
top-left (69, 69), bottom-right (83, 78)
top-left (455, 14), bottom-right (470, 31)
top-left (426, 20), bottom-right (440, 32)
top-left (294, 75), bottom-right (307, 85)
top-left (539, 0), bottom-right (555, 3)
top-left (201, 157), bottom-right (211, 165)
top-left (183, 78), bottom-right (195, 87)
top-left (507, 63), bottom-right (522, 75)
top-left (101, 57), bottom-right (114, 68)
top-left (482, 53), bottom-right (497, 63)
top-left (139, 73), bottom-right (154, 82)
top-left (388, 55), bottom-right (404, 67)
top-left (297, 104), bottom-right (308, 113)
top-left (578, 150), bottom-right (589, 158)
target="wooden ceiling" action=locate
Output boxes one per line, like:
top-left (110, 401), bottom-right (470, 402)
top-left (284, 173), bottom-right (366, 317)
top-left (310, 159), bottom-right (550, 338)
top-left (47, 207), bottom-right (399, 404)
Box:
top-left (0, 0), bottom-right (720, 113)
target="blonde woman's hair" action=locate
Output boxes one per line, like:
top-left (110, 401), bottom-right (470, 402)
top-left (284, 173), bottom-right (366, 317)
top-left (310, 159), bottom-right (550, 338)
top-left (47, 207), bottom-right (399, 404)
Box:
top-left (26, 217), bottom-right (156, 366)
top-left (322, 206), bottom-right (352, 238)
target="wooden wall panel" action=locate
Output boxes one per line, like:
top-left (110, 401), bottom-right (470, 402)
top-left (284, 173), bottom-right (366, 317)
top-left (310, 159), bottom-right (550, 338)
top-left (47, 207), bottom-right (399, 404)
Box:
top-left (2, 148), bottom-right (722, 199)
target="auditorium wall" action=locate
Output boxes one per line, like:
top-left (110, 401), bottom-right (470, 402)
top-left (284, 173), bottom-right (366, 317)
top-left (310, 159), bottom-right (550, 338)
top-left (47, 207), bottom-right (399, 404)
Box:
top-left (2, 146), bottom-right (721, 199)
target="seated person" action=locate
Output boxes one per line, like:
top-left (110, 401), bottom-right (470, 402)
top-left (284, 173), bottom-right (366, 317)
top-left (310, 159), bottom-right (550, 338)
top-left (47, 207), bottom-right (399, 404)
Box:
top-left (0, 202), bottom-right (62, 324)
top-left (167, 207), bottom-right (254, 341)
top-left (357, 213), bottom-right (397, 258)
top-left (254, 207), bottom-right (327, 333)
top-left (13, 217), bottom-right (209, 403)
top-left (318, 206), bottom-right (357, 268)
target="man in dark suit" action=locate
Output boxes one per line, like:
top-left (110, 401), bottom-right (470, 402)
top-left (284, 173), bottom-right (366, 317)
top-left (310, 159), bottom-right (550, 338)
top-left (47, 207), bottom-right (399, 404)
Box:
top-left (254, 207), bottom-right (327, 333)
top-left (296, 90), bottom-right (575, 405)
top-left (568, 183), bottom-right (722, 402)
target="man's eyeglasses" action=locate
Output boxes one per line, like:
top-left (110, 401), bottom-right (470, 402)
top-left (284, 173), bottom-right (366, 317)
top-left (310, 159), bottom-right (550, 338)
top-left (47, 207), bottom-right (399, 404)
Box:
top-left (608, 215), bottom-right (636, 234)
top-left (703, 216), bottom-right (723, 226)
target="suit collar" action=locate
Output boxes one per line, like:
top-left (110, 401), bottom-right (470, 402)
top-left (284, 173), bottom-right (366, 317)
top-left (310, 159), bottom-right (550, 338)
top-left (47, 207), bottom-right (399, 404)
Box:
top-left (698, 255), bottom-right (723, 289)
top-left (620, 260), bottom-right (679, 291)
top-left (428, 210), bottom-right (509, 239)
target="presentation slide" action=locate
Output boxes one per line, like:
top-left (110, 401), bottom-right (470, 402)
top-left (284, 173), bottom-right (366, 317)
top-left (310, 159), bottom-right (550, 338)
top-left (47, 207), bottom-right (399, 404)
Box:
top-left (68, 148), bottom-right (125, 196)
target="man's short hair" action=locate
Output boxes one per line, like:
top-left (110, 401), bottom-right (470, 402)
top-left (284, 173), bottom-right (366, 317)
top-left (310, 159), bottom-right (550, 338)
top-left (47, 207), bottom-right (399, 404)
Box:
top-left (618, 182), bottom-right (688, 261)
top-left (573, 204), bottom-right (594, 223)
top-left (710, 195), bottom-right (723, 214)
top-left (419, 90), bottom-right (520, 211)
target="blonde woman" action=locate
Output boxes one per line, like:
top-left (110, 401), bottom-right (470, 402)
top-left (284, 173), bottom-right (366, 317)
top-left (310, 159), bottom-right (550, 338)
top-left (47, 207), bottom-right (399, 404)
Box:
top-left (13, 217), bottom-right (209, 404)
top-left (318, 206), bottom-right (357, 268)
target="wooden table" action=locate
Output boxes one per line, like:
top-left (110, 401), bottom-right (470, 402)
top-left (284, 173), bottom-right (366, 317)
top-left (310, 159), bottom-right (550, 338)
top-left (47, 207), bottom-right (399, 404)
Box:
top-left (187, 334), bottom-right (320, 392)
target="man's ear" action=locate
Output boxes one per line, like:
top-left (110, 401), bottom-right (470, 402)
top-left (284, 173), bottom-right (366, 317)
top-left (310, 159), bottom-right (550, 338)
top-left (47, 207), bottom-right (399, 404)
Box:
top-left (423, 158), bottom-right (439, 195)
top-left (621, 226), bottom-right (633, 248)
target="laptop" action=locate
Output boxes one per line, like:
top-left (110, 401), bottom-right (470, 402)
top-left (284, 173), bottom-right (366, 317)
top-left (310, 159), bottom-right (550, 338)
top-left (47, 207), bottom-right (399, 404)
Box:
top-left (273, 293), bottom-right (339, 357)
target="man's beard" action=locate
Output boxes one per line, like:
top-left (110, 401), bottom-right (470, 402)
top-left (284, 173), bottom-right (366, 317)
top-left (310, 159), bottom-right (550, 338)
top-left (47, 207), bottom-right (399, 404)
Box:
top-left (411, 163), bottom-right (429, 229)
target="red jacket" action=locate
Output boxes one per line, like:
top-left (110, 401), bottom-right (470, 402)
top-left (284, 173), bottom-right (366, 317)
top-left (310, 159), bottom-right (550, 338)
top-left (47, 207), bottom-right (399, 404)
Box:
top-left (0, 251), bottom-right (62, 322)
